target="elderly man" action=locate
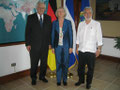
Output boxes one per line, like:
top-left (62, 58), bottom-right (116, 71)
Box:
top-left (25, 1), bottom-right (52, 85)
top-left (75, 7), bottom-right (103, 89)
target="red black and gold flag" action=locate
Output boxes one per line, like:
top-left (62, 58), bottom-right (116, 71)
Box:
top-left (47, 0), bottom-right (57, 71)
top-left (47, 0), bottom-right (57, 22)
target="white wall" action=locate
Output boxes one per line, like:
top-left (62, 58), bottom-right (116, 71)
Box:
top-left (0, 38), bottom-right (120, 77)
top-left (0, 44), bottom-right (30, 77)
top-left (101, 38), bottom-right (120, 58)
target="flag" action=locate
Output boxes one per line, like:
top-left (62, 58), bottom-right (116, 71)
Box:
top-left (80, 0), bottom-right (90, 22)
top-left (47, 0), bottom-right (57, 22)
top-left (47, 0), bottom-right (57, 71)
top-left (64, 0), bottom-right (76, 70)
top-left (69, 53), bottom-right (76, 70)
top-left (47, 49), bottom-right (56, 71)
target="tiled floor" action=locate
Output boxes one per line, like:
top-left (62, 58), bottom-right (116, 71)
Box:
top-left (0, 59), bottom-right (120, 90)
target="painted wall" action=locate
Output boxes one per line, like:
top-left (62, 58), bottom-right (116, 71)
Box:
top-left (0, 45), bottom-right (30, 77)
top-left (90, 0), bottom-right (120, 37)
top-left (101, 38), bottom-right (120, 57)
top-left (0, 0), bottom-right (120, 77)
top-left (90, 0), bottom-right (120, 56)
top-left (57, 0), bottom-right (61, 8)
top-left (0, 38), bottom-right (120, 77)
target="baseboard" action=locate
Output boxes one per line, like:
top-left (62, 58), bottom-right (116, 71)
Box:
top-left (0, 67), bottom-right (40, 84)
top-left (98, 54), bottom-right (120, 63)
top-left (0, 69), bottom-right (30, 84)
top-left (0, 55), bottom-right (120, 84)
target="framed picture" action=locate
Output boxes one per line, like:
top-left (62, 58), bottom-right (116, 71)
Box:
top-left (96, 0), bottom-right (120, 20)
top-left (0, 0), bottom-right (49, 46)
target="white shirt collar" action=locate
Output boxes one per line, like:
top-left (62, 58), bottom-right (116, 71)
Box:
top-left (85, 19), bottom-right (93, 25)
top-left (37, 13), bottom-right (44, 21)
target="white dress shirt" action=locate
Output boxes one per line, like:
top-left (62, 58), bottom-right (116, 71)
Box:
top-left (76, 19), bottom-right (103, 53)
top-left (37, 13), bottom-right (44, 22)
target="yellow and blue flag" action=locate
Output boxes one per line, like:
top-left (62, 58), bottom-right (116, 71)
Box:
top-left (47, 0), bottom-right (57, 71)
top-left (47, 49), bottom-right (56, 71)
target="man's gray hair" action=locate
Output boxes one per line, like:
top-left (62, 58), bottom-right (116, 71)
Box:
top-left (83, 6), bottom-right (93, 14)
top-left (36, 1), bottom-right (46, 9)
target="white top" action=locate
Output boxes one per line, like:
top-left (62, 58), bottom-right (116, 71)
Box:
top-left (37, 13), bottom-right (43, 22)
top-left (76, 19), bottom-right (103, 53)
top-left (58, 27), bottom-right (63, 46)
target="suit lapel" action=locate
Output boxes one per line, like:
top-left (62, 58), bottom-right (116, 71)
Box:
top-left (34, 13), bottom-right (41, 29)
top-left (43, 14), bottom-right (45, 27)
top-left (56, 20), bottom-right (59, 33)
top-left (35, 13), bottom-right (40, 23)
top-left (62, 19), bottom-right (67, 35)
top-left (56, 19), bottom-right (67, 34)
top-left (40, 14), bottom-right (46, 28)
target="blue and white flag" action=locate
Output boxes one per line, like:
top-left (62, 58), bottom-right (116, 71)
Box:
top-left (80, 0), bottom-right (90, 22)
top-left (64, 0), bottom-right (76, 70)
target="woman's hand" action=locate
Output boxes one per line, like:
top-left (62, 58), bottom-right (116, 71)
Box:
top-left (69, 48), bottom-right (73, 54)
top-left (52, 49), bottom-right (55, 53)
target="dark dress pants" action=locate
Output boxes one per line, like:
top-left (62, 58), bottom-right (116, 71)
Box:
top-left (78, 51), bottom-right (95, 84)
top-left (30, 46), bottom-right (48, 80)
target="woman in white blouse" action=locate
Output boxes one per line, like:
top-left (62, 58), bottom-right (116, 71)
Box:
top-left (51, 7), bottom-right (73, 86)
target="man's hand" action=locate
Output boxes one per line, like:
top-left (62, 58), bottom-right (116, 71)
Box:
top-left (76, 49), bottom-right (79, 55)
top-left (96, 49), bottom-right (101, 57)
top-left (76, 44), bottom-right (79, 55)
top-left (26, 45), bottom-right (31, 52)
top-left (96, 46), bottom-right (102, 57)
top-left (69, 48), bottom-right (73, 54)
top-left (49, 45), bottom-right (52, 49)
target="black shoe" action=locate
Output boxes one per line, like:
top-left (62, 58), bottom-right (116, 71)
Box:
top-left (75, 81), bottom-right (84, 86)
top-left (39, 78), bottom-right (48, 83)
top-left (63, 81), bottom-right (67, 86)
top-left (31, 80), bottom-right (36, 85)
top-left (86, 84), bottom-right (91, 89)
top-left (57, 82), bottom-right (61, 86)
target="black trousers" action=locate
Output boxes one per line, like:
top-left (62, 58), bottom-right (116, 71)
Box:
top-left (30, 46), bottom-right (48, 80)
top-left (77, 51), bottom-right (95, 84)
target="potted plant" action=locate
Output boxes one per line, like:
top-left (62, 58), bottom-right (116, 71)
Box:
top-left (114, 37), bottom-right (120, 50)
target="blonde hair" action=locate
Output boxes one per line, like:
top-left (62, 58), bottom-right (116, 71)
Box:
top-left (55, 7), bottom-right (66, 17)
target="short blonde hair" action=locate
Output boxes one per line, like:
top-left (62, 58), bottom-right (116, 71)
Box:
top-left (55, 7), bottom-right (66, 17)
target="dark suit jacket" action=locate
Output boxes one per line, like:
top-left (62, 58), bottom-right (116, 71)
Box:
top-left (25, 13), bottom-right (52, 50)
top-left (51, 19), bottom-right (73, 49)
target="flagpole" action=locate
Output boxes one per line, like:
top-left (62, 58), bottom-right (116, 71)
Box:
top-left (61, 0), bottom-right (63, 7)
top-left (64, 0), bottom-right (76, 79)
top-left (46, 0), bottom-right (57, 78)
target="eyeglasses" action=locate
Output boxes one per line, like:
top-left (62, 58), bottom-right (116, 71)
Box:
top-left (38, 7), bottom-right (45, 9)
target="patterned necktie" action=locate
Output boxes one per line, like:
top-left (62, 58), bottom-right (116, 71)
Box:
top-left (40, 16), bottom-right (42, 27)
